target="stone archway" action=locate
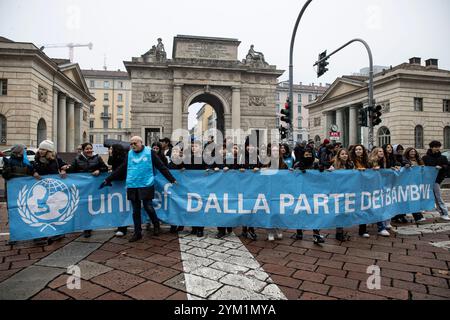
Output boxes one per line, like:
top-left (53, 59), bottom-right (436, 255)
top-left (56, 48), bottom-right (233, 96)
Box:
top-left (37, 118), bottom-right (47, 146)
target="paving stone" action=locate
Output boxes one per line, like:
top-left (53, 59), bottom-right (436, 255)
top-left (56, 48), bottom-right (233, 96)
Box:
top-left (166, 291), bottom-right (188, 300)
top-left (208, 245), bottom-right (230, 253)
top-left (85, 249), bottom-right (118, 263)
top-left (31, 289), bottom-right (70, 300)
top-left (209, 252), bottom-right (231, 262)
top-left (163, 273), bottom-right (187, 292)
top-left (260, 283), bottom-right (287, 300)
top-left (415, 273), bottom-right (449, 288)
top-left (125, 280), bottom-right (176, 300)
top-left (146, 253), bottom-right (181, 267)
top-left (261, 263), bottom-right (295, 277)
top-left (219, 273), bottom-right (266, 292)
top-left (316, 266), bottom-right (347, 278)
top-left (184, 274), bottom-right (223, 298)
top-left (358, 283), bottom-right (409, 300)
top-left (299, 280), bottom-right (330, 295)
top-left (191, 266), bottom-right (227, 281)
top-left (58, 279), bottom-right (109, 300)
top-left (324, 276), bottom-right (359, 290)
top-left (328, 286), bottom-right (386, 300)
top-left (209, 285), bottom-right (266, 300)
top-left (106, 255), bottom-right (156, 274)
top-left (0, 266), bottom-right (65, 300)
top-left (75, 231), bottom-right (113, 243)
top-left (270, 274), bottom-right (302, 289)
top-left (392, 279), bottom-right (427, 293)
top-left (427, 285), bottom-right (450, 298)
top-left (186, 247), bottom-right (215, 258)
top-left (91, 270), bottom-right (145, 293)
top-left (95, 292), bottom-right (133, 300)
top-left (245, 269), bottom-right (270, 282)
top-left (36, 242), bottom-right (102, 268)
top-left (99, 242), bottom-right (131, 253)
top-left (224, 255), bottom-right (261, 269)
top-left (76, 260), bottom-right (113, 280)
top-left (301, 292), bottom-right (337, 300)
top-left (209, 261), bottom-right (249, 275)
top-left (223, 241), bottom-right (244, 249)
top-left (140, 265), bottom-right (180, 283)
top-left (292, 270), bottom-right (326, 283)
top-left (225, 248), bottom-right (255, 258)
top-left (188, 241), bottom-right (211, 249)
top-left (122, 248), bottom-right (154, 259)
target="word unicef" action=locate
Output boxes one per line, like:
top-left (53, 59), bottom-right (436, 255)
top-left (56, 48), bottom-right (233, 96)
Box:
top-left (7, 166), bottom-right (437, 241)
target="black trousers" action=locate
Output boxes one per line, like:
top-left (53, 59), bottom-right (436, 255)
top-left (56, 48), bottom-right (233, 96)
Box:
top-left (131, 199), bottom-right (158, 235)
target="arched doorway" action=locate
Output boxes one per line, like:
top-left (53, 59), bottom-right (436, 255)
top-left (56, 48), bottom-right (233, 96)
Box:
top-left (185, 91), bottom-right (227, 144)
top-left (37, 118), bottom-right (47, 146)
top-left (82, 131), bottom-right (87, 143)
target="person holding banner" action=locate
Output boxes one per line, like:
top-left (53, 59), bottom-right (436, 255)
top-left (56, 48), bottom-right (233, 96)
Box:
top-left (168, 145), bottom-right (185, 234)
top-left (423, 140), bottom-right (450, 221)
top-left (292, 147), bottom-right (325, 244)
top-left (101, 136), bottom-right (176, 242)
top-left (68, 142), bottom-right (109, 238)
top-left (2, 144), bottom-right (33, 181)
top-left (280, 143), bottom-right (294, 169)
top-left (328, 148), bottom-right (354, 242)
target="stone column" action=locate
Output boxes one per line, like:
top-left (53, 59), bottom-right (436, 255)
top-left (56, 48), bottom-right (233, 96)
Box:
top-left (349, 105), bottom-right (358, 146)
top-left (172, 85), bottom-right (182, 137)
top-left (336, 108), bottom-right (344, 143)
top-left (57, 93), bottom-right (67, 152)
top-left (232, 87), bottom-right (241, 130)
top-left (66, 98), bottom-right (75, 152)
top-left (52, 90), bottom-right (58, 150)
top-left (74, 102), bottom-right (82, 147)
top-left (325, 111), bottom-right (333, 139)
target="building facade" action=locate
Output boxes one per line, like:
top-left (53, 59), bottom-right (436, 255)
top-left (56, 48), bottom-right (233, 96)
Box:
top-left (192, 104), bottom-right (216, 141)
top-left (306, 57), bottom-right (450, 152)
top-left (0, 37), bottom-right (93, 151)
top-left (276, 81), bottom-right (329, 142)
top-left (81, 70), bottom-right (132, 144)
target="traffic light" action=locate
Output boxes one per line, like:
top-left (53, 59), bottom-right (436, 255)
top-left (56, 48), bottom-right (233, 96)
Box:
top-left (371, 105), bottom-right (382, 126)
top-left (358, 107), bottom-right (368, 127)
top-left (279, 126), bottom-right (288, 140)
top-left (317, 50), bottom-right (329, 78)
top-left (280, 99), bottom-right (291, 124)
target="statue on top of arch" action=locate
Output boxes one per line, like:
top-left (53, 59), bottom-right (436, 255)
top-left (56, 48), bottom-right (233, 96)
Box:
top-left (141, 38), bottom-right (167, 62)
top-left (244, 44), bottom-right (269, 67)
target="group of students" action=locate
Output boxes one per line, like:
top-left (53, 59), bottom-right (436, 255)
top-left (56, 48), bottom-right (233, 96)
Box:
top-left (3, 135), bottom-right (449, 246)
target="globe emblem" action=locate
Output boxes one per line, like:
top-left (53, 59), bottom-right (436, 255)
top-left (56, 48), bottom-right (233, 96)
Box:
top-left (26, 178), bottom-right (71, 221)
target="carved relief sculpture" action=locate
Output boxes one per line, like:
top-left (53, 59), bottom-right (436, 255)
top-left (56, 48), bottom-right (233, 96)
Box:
top-left (38, 85), bottom-right (48, 102)
top-left (143, 92), bottom-right (163, 103)
top-left (249, 96), bottom-right (266, 106)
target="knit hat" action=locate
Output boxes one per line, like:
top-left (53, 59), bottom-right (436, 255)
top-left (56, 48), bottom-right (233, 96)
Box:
top-left (39, 140), bottom-right (55, 152)
top-left (323, 139), bottom-right (330, 145)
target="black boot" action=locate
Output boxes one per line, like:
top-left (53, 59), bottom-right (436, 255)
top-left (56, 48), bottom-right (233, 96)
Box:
top-left (83, 230), bottom-right (92, 238)
top-left (216, 230), bottom-right (226, 239)
top-left (170, 225), bottom-right (178, 233)
top-left (247, 228), bottom-right (257, 240)
top-left (293, 230), bottom-right (303, 240)
top-left (129, 233), bottom-right (142, 242)
top-left (153, 222), bottom-right (160, 236)
top-left (313, 234), bottom-right (325, 244)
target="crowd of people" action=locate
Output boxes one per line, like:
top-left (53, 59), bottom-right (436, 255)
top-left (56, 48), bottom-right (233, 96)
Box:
top-left (2, 135), bottom-right (450, 246)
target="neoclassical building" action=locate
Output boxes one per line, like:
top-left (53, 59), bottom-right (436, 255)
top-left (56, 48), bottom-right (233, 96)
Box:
top-left (124, 35), bottom-right (284, 146)
top-left (305, 57), bottom-right (450, 152)
top-left (0, 36), bottom-right (93, 151)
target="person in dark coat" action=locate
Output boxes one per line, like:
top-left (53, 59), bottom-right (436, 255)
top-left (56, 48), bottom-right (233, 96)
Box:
top-left (2, 144), bottom-right (33, 180)
top-left (422, 140), bottom-right (450, 221)
top-left (152, 141), bottom-right (168, 166)
top-left (382, 144), bottom-right (401, 169)
top-left (101, 136), bottom-right (176, 242)
top-left (319, 143), bottom-right (335, 170)
top-left (67, 142), bottom-right (109, 238)
top-left (168, 145), bottom-right (186, 233)
top-left (32, 140), bottom-right (68, 245)
top-left (107, 144), bottom-right (129, 236)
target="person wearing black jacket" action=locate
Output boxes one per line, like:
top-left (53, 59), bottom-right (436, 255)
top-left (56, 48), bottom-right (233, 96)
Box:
top-left (422, 140), bottom-right (450, 221)
top-left (168, 145), bottom-right (185, 233)
top-left (108, 144), bottom-right (129, 236)
top-left (152, 141), bottom-right (168, 166)
top-left (184, 140), bottom-right (207, 237)
top-left (68, 142), bottom-right (109, 238)
top-left (101, 136), bottom-right (176, 242)
top-left (319, 143), bottom-right (335, 170)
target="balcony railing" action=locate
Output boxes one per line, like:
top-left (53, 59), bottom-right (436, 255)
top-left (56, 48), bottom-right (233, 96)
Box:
top-left (100, 112), bottom-right (111, 119)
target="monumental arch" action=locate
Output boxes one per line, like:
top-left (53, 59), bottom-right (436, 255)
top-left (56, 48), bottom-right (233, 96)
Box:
top-left (124, 35), bottom-right (284, 145)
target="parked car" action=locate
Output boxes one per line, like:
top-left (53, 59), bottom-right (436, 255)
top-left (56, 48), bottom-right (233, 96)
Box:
top-left (442, 150), bottom-right (450, 162)
top-left (0, 147), bottom-right (38, 172)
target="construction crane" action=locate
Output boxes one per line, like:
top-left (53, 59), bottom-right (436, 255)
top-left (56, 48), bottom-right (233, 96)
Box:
top-left (40, 42), bottom-right (93, 62)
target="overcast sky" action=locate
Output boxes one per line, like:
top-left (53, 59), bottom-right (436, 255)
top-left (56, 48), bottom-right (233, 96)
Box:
top-left (1, 0), bottom-right (449, 86)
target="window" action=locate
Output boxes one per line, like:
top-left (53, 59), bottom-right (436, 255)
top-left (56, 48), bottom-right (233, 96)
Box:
top-left (89, 80), bottom-right (95, 88)
top-left (118, 81), bottom-right (123, 89)
top-left (377, 126), bottom-right (391, 146)
top-left (276, 117), bottom-right (280, 128)
top-left (275, 93), bottom-right (280, 101)
top-left (0, 114), bottom-right (7, 144)
top-left (117, 120), bottom-right (122, 129)
top-left (118, 94), bottom-right (123, 102)
top-left (89, 135), bottom-right (94, 143)
top-left (298, 94), bottom-right (302, 105)
top-left (297, 105), bottom-right (301, 117)
top-left (103, 120), bottom-right (108, 129)
top-left (443, 100), bottom-right (450, 112)
top-left (308, 94), bottom-right (313, 102)
top-left (104, 81), bottom-right (110, 89)
top-left (0, 79), bottom-right (7, 95)
top-left (117, 135), bottom-right (122, 141)
top-left (117, 106), bottom-right (123, 115)
top-left (90, 105), bottom-right (94, 114)
top-left (103, 134), bottom-right (108, 142)
top-left (314, 117), bottom-right (321, 127)
top-left (83, 111), bottom-right (87, 121)
top-left (297, 117), bottom-right (302, 129)
top-left (103, 106), bottom-right (109, 114)
top-left (104, 93), bottom-right (109, 101)
top-left (415, 125), bottom-right (424, 149)
top-left (444, 127), bottom-right (450, 149)
top-left (414, 98), bottom-right (423, 111)
top-left (89, 120), bottom-right (94, 129)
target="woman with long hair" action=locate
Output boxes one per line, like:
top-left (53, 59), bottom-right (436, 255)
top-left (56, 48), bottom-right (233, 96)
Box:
top-left (402, 147), bottom-right (426, 222)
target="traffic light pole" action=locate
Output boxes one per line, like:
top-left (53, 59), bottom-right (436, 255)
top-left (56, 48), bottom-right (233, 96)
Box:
top-left (313, 38), bottom-right (374, 149)
top-left (289, 0), bottom-right (313, 147)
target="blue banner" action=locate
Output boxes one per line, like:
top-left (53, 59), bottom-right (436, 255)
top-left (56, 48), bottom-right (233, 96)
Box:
top-left (6, 166), bottom-right (437, 241)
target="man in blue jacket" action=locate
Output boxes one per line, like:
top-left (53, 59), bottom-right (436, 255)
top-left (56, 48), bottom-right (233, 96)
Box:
top-left (100, 136), bottom-right (177, 242)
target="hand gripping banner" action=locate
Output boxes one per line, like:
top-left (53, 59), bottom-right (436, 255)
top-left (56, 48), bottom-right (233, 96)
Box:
top-left (6, 166), bottom-right (437, 241)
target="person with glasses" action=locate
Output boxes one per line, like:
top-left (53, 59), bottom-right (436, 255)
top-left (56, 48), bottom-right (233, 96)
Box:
top-left (100, 136), bottom-right (176, 242)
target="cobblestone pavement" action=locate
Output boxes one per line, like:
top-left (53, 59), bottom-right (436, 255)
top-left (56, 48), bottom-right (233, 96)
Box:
top-left (0, 202), bottom-right (449, 300)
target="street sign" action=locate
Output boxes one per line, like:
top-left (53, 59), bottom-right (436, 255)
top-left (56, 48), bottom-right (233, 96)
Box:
top-left (329, 131), bottom-right (340, 138)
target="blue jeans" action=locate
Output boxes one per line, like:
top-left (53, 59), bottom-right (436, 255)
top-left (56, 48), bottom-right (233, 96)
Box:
top-left (433, 183), bottom-right (449, 216)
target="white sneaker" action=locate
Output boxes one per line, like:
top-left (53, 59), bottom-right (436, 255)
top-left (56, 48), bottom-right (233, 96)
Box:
top-left (361, 233), bottom-right (370, 238)
top-left (416, 217), bottom-right (427, 223)
top-left (385, 224), bottom-right (393, 230)
top-left (440, 215), bottom-right (450, 221)
top-left (378, 229), bottom-right (390, 237)
top-left (267, 233), bottom-right (275, 241)
top-left (115, 231), bottom-right (125, 237)
top-left (276, 231), bottom-right (283, 240)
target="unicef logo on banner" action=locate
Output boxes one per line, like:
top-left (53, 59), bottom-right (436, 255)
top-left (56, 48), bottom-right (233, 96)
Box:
top-left (17, 178), bottom-right (79, 232)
